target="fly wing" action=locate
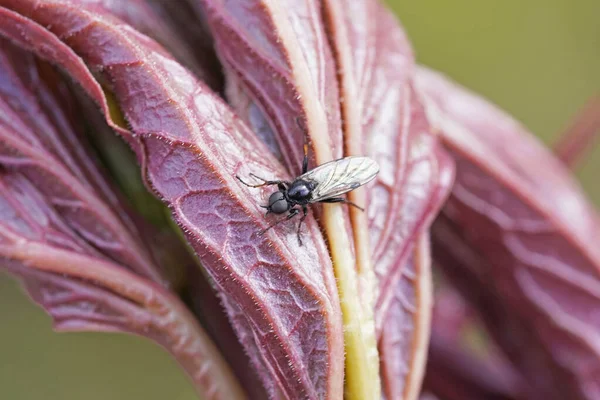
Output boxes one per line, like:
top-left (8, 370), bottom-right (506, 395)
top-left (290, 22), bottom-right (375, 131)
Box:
top-left (301, 156), bottom-right (380, 201)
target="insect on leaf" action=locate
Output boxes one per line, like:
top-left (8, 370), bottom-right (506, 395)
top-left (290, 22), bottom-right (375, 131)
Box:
top-left (0, 1), bottom-right (344, 398)
top-left (323, 1), bottom-right (455, 398)
top-left (195, 0), bottom-right (376, 397)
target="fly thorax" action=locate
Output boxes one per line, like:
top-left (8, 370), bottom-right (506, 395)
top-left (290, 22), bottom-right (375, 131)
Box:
top-left (288, 180), bottom-right (312, 201)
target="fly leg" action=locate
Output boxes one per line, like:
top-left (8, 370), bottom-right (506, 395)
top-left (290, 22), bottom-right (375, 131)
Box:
top-left (296, 205), bottom-right (309, 246)
top-left (259, 207), bottom-right (299, 236)
top-left (236, 174), bottom-right (288, 191)
top-left (319, 197), bottom-right (364, 211)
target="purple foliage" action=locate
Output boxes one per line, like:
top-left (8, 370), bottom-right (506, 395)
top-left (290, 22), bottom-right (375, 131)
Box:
top-left (0, 1), bottom-right (598, 399)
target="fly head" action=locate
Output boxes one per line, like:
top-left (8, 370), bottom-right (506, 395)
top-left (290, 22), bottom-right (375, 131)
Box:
top-left (266, 191), bottom-right (289, 214)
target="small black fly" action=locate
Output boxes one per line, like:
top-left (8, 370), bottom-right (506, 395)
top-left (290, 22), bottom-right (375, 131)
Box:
top-left (236, 135), bottom-right (379, 246)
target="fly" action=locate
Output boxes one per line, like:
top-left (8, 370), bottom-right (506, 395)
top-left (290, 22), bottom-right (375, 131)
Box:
top-left (236, 139), bottom-right (379, 246)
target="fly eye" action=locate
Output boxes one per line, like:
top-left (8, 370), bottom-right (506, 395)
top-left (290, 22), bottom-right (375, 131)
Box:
top-left (268, 192), bottom-right (288, 214)
top-left (268, 191), bottom-right (285, 204)
top-left (270, 199), bottom-right (288, 214)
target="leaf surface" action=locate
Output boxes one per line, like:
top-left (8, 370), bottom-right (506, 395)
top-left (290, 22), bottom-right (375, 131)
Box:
top-left (417, 66), bottom-right (600, 400)
top-left (194, 0), bottom-right (373, 396)
top-left (0, 39), bottom-right (242, 399)
top-left (322, 2), bottom-right (454, 397)
top-left (0, 2), bottom-right (343, 398)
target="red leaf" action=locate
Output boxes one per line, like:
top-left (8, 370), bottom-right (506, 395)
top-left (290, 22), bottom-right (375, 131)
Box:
top-left (417, 66), bottom-right (600, 400)
top-left (322, 2), bottom-right (454, 397)
top-left (369, 88), bottom-right (454, 333)
top-left (82, 0), bottom-right (223, 90)
top-left (0, 40), bottom-right (164, 284)
top-left (0, 37), bottom-right (243, 399)
top-left (0, 148), bottom-right (242, 396)
top-left (194, 0), bottom-right (378, 396)
top-left (0, 2), bottom-right (343, 398)
top-left (378, 234), bottom-right (433, 400)
top-left (425, 279), bottom-right (526, 400)
top-left (424, 332), bottom-right (521, 400)
top-left (196, 0), bottom-right (345, 175)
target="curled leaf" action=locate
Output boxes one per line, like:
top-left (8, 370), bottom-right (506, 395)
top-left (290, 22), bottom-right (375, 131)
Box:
top-left (424, 332), bottom-right (521, 400)
top-left (0, 40), bottom-right (163, 284)
top-left (322, 1), bottom-right (454, 397)
top-left (417, 66), bottom-right (600, 400)
top-left (72, 0), bottom-right (223, 89)
top-left (425, 280), bottom-right (526, 400)
top-left (0, 1), bottom-right (343, 398)
top-left (195, 0), bottom-right (374, 396)
top-left (323, 0), bottom-right (413, 300)
top-left (378, 234), bottom-right (432, 400)
top-left (368, 87), bottom-right (454, 333)
top-left (0, 39), bottom-right (242, 399)
top-left (196, 0), bottom-right (345, 173)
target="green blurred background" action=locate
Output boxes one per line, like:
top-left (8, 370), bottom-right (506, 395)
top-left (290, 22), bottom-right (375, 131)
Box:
top-left (1, 1), bottom-right (598, 399)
